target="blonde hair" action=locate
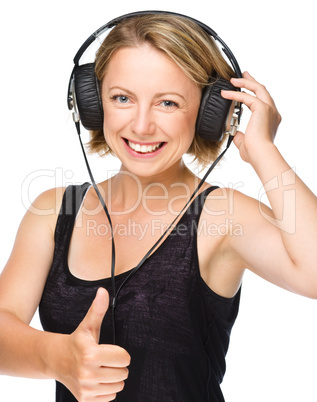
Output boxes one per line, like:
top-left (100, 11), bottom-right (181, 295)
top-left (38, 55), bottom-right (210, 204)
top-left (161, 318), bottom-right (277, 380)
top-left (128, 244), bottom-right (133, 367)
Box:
top-left (88, 13), bottom-right (235, 167)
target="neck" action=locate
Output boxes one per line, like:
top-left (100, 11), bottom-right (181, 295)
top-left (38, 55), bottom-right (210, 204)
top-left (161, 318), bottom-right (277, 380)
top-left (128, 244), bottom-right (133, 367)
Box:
top-left (105, 159), bottom-right (199, 214)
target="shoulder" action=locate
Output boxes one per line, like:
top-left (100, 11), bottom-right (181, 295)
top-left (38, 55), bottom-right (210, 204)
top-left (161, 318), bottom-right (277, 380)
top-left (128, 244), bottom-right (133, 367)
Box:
top-left (203, 186), bottom-right (273, 223)
top-left (30, 186), bottom-right (66, 210)
top-left (201, 185), bottom-right (277, 264)
top-left (200, 186), bottom-right (275, 251)
top-left (29, 184), bottom-right (92, 233)
top-left (204, 186), bottom-right (248, 208)
top-left (27, 187), bottom-right (67, 233)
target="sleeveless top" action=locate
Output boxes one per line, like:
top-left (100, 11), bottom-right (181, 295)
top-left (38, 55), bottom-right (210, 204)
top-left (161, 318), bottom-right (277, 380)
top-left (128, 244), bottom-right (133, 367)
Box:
top-left (39, 183), bottom-right (241, 402)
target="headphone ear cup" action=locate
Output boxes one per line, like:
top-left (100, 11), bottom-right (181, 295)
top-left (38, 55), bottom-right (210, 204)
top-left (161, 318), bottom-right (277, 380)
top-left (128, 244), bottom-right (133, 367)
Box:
top-left (74, 63), bottom-right (104, 130)
top-left (196, 77), bottom-right (237, 142)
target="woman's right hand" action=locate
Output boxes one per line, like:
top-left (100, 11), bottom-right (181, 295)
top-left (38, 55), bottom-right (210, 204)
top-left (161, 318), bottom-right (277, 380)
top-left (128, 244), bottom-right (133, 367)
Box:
top-left (55, 288), bottom-right (130, 401)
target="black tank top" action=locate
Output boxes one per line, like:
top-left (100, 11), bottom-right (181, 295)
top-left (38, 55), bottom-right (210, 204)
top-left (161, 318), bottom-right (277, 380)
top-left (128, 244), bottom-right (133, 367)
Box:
top-left (39, 183), bottom-right (241, 402)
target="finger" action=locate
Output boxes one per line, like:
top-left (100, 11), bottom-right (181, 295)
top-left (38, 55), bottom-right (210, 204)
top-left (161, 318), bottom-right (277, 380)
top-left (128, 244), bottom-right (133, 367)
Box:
top-left (95, 394), bottom-right (117, 402)
top-left (91, 380), bottom-right (125, 396)
top-left (230, 78), bottom-right (272, 101)
top-left (242, 71), bottom-right (256, 81)
top-left (97, 344), bottom-right (131, 368)
top-left (88, 367), bottom-right (129, 383)
top-left (230, 74), bottom-right (275, 107)
top-left (232, 131), bottom-right (245, 150)
top-left (81, 381), bottom-right (125, 400)
top-left (79, 288), bottom-right (109, 343)
top-left (221, 90), bottom-right (261, 113)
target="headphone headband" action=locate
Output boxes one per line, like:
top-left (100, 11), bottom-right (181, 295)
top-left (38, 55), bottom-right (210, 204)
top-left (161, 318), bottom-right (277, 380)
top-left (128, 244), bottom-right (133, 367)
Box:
top-left (72, 10), bottom-right (242, 78)
top-left (68, 10), bottom-right (242, 141)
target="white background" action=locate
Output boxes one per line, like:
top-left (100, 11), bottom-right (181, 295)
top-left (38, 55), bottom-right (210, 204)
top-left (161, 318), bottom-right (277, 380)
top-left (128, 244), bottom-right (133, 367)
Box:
top-left (0, 0), bottom-right (316, 400)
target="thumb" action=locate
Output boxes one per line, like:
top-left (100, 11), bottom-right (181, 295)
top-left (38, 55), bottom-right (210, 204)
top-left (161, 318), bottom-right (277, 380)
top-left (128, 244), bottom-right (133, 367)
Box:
top-left (79, 287), bottom-right (109, 343)
top-left (233, 131), bottom-right (245, 151)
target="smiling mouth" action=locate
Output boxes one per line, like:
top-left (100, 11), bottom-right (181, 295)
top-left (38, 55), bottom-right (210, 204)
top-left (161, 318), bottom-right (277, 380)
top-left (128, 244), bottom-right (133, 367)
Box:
top-left (124, 139), bottom-right (165, 154)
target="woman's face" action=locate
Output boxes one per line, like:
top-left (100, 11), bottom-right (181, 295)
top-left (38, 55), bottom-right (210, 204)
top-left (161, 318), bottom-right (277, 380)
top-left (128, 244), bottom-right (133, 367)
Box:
top-left (101, 44), bottom-right (201, 178)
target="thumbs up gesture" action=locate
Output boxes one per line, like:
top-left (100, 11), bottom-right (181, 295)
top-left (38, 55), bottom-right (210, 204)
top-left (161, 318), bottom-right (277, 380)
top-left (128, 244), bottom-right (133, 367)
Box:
top-left (58, 288), bottom-right (130, 401)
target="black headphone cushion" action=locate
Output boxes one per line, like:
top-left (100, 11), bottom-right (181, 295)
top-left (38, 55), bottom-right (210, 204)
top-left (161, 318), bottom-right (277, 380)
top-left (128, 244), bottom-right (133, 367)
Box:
top-left (196, 77), bottom-right (237, 142)
top-left (74, 63), bottom-right (104, 131)
top-left (74, 65), bottom-right (237, 139)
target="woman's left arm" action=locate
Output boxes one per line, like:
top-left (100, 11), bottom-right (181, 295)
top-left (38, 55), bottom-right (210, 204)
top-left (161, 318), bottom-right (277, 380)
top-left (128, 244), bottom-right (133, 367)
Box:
top-left (221, 72), bottom-right (317, 298)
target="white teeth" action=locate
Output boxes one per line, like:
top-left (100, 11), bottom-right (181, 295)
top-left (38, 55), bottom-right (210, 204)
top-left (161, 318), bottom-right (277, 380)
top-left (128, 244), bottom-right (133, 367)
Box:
top-left (128, 141), bottom-right (162, 153)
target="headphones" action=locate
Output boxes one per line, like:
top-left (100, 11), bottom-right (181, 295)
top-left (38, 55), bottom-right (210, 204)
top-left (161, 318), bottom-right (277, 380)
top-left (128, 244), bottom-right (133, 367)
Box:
top-left (67, 10), bottom-right (242, 142)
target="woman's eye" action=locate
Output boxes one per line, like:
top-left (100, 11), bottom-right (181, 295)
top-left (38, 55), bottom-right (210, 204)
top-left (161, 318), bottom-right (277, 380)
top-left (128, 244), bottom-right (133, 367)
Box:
top-left (112, 95), bottom-right (130, 104)
top-left (161, 100), bottom-right (179, 108)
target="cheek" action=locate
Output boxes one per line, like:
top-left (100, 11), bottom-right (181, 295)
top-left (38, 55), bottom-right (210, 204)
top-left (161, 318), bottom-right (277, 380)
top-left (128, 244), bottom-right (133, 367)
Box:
top-left (175, 108), bottom-right (199, 142)
top-left (102, 105), bottom-right (130, 141)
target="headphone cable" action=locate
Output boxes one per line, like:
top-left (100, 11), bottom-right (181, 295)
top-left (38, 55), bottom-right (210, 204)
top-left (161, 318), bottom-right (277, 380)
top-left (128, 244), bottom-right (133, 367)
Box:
top-left (75, 122), bottom-right (233, 346)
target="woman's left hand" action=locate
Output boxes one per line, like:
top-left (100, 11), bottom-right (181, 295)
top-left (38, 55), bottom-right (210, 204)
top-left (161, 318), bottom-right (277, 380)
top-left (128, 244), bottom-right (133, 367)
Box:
top-left (221, 71), bottom-right (282, 164)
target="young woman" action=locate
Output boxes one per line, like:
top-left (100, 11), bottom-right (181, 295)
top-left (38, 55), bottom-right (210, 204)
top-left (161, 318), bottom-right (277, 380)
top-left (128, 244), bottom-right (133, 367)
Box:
top-left (0, 11), bottom-right (316, 402)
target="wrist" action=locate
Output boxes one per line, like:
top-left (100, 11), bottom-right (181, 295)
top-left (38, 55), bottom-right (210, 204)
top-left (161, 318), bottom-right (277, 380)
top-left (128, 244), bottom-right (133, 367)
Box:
top-left (248, 141), bottom-right (279, 167)
top-left (248, 141), bottom-right (291, 188)
top-left (37, 331), bottom-right (70, 381)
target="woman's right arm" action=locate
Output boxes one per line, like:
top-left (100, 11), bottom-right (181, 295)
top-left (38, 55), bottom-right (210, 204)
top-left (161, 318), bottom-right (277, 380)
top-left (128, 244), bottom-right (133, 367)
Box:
top-left (0, 187), bottom-right (62, 378)
top-left (0, 188), bottom-right (130, 400)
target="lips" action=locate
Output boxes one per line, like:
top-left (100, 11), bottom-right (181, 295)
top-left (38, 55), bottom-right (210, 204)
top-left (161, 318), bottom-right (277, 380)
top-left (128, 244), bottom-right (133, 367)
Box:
top-left (124, 139), bottom-right (165, 154)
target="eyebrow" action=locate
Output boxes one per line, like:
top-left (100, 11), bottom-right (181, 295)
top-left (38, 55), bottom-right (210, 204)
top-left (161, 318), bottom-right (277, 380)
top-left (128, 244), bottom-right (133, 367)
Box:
top-left (109, 86), bottom-right (186, 101)
top-left (155, 92), bottom-right (186, 101)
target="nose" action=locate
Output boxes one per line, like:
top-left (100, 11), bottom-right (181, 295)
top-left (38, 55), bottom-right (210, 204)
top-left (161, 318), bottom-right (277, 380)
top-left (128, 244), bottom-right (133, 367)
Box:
top-left (130, 104), bottom-right (156, 136)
